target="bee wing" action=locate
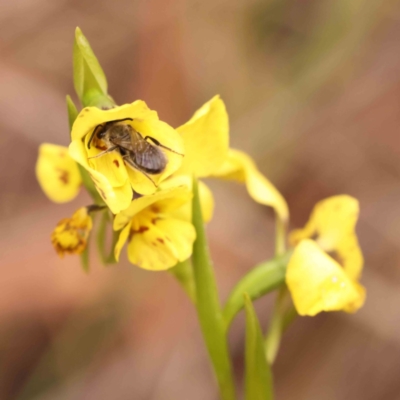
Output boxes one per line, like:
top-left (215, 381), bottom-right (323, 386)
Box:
top-left (135, 141), bottom-right (167, 173)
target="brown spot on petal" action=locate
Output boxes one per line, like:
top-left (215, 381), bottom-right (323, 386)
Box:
top-left (310, 232), bottom-right (319, 241)
top-left (113, 159), bottom-right (120, 168)
top-left (132, 226), bottom-right (149, 234)
top-left (151, 206), bottom-right (160, 213)
top-left (56, 168), bottom-right (69, 185)
top-left (84, 108), bottom-right (90, 112)
top-left (151, 218), bottom-right (159, 225)
top-left (157, 238), bottom-right (164, 244)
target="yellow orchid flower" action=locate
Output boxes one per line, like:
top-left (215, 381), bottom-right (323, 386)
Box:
top-left (175, 96), bottom-right (288, 223)
top-left (286, 196), bottom-right (366, 316)
top-left (69, 101), bottom-right (184, 214)
top-left (51, 207), bottom-right (93, 257)
top-left (113, 186), bottom-right (197, 271)
top-left (36, 144), bottom-right (82, 203)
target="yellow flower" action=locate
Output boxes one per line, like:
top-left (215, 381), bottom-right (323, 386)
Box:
top-left (51, 207), bottom-right (93, 257)
top-left (113, 186), bottom-right (196, 271)
top-left (175, 96), bottom-right (288, 222)
top-left (286, 196), bottom-right (366, 316)
top-left (36, 144), bottom-right (82, 203)
top-left (69, 101), bottom-right (184, 214)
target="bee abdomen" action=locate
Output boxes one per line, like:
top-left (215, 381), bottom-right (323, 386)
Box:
top-left (134, 147), bottom-right (167, 174)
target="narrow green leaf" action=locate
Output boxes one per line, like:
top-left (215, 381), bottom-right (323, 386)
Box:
top-left (223, 251), bottom-right (292, 331)
top-left (66, 95), bottom-right (78, 132)
top-left (191, 177), bottom-right (236, 400)
top-left (73, 27), bottom-right (114, 107)
top-left (169, 259), bottom-right (196, 303)
top-left (244, 294), bottom-right (273, 400)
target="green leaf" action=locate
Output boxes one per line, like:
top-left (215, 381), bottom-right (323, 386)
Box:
top-left (223, 251), bottom-right (292, 331)
top-left (73, 27), bottom-right (114, 107)
top-left (66, 95), bottom-right (78, 132)
top-left (191, 177), bottom-right (236, 400)
top-left (244, 294), bottom-right (273, 400)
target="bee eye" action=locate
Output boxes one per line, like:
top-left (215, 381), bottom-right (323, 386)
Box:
top-left (98, 131), bottom-right (106, 139)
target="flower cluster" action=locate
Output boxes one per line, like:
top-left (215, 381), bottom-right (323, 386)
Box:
top-left (37, 95), bottom-right (287, 269)
top-left (36, 28), bottom-right (365, 323)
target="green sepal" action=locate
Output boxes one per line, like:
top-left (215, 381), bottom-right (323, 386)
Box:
top-left (80, 245), bottom-right (90, 273)
top-left (73, 27), bottom-right (114, 108)
top-left (223, 250), bottom-right (292, 331)
top-left (244, 294), bottom-right (274, 400)
top-left (191, 177), bottom-right (236, 400)
top-left (96, 209), bottom-right (118, 266)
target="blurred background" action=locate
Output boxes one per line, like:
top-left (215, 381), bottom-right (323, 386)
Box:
top-left (1, 0), bottom-right (400, 398)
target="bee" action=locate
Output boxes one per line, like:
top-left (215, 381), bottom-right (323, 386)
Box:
top-left (87, 118), bottom-right (182, 186)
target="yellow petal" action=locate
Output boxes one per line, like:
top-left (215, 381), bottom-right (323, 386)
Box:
top-left (114, 221), bottom-right (131, 262)
top-left (290, 195), bottom-right (363, 280)
top-left (176, 95), bottom-right (229, 177)
top-left (84, 133), bottom-right (128, 187)
top-left (286, 240), bottom-right (365, 316)
top-left (51, 207), bottom-right (93, 257)
top-left (113, 185), bottom-right (192, 230)
top-left (161, 176), bottom-right (215, 223)
top-left (213, 148), bottom-right (288, 222)
top-left (71, 101), bottom-right (159, 141)
top-left (126, 212), bottom-right (196, 271)
top-left (36, 144), bottom-right (82, 203)
top-left (70, 101), bottom-right (184, 203)
top-left (69, 140), bottom-right (132, 214)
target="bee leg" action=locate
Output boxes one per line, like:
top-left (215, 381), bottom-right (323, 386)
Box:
top-left (87, 124), bottom-right (104, 149)
top-left (143, 136), bottom-right (184, 156)
top-left (123, 156), bottom-right (158, 188)
top-left (88, 146), bottom-right (119, 159)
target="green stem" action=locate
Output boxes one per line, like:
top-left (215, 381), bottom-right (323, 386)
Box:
top-left (169, 259), bottom-right (196, 303)
top-left (264, 287), bottom-right (287, 364)
top-left (265, 214), bottom-right (290, 363)
top-left (274, 214), bottom-right (286, 256)
top-left (191, 177), bottom-right (236, 400)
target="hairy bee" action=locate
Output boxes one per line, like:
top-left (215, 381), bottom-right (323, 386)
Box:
top-left (87, 118), bottom-right (182, 185)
